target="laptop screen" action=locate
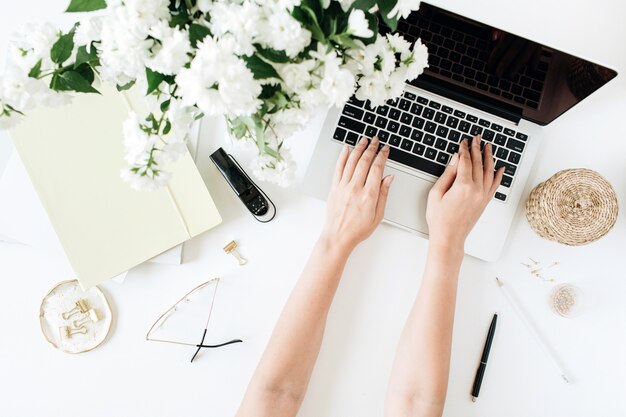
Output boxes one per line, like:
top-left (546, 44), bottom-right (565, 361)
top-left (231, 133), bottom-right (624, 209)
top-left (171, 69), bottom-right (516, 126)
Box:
top-left (382, 3), bottom-right (617, 125)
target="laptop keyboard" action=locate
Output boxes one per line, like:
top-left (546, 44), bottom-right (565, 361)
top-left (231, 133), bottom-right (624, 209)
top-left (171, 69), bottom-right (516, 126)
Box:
top-left (332, 92), bottom-right (530, 202)
top-left (380, 10), bottom-right (551, 110)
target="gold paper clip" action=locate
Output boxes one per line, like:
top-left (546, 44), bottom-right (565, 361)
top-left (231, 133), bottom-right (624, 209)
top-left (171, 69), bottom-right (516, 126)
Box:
top-left (224, 240), bottom-right (247, 266)
top-left (59, 325), bottom-right (88, 340)
top-left (73, 309), bottom-right (100, 328)
top-left (62, 299), bottom-right (89, 320)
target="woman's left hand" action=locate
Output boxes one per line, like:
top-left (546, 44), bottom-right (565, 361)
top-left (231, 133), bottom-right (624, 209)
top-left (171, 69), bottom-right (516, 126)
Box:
top-left (321, 136), bottom-right (394, 253)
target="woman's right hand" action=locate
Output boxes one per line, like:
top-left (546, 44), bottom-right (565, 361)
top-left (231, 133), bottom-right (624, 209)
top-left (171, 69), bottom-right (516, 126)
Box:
top-left (425, 135), bottom-right (504, 251)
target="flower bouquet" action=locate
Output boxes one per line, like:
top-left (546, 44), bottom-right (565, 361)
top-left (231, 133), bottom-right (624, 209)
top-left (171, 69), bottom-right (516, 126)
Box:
top-left (0, 0), bottom-right (428, 189)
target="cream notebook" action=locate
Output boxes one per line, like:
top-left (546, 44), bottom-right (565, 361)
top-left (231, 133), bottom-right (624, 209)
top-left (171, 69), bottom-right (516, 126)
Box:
top-left (9, 84), bottom-right (222, 289)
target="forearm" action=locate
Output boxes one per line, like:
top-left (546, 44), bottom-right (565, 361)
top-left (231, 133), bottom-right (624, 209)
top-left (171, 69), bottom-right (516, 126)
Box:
top-left (385, 242), bottom-right (464, 417)
top-left (237, 236), bottom-right (350, 417)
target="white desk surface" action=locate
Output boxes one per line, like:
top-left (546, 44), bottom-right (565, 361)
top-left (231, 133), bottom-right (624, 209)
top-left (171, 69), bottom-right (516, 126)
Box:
top-left (1, 1), bottom-right (626, 416)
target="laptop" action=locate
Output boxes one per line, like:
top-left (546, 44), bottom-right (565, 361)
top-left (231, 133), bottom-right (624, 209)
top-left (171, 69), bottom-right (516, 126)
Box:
top-left (302, 2), bottom-right (617, 261)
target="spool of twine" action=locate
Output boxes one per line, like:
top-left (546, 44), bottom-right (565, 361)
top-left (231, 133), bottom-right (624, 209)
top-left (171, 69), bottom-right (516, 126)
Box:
top-left (526, 169), bottom-right (618, 246)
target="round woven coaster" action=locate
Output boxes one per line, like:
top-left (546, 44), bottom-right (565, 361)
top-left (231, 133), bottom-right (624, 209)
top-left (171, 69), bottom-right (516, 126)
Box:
top-left (526, 169), bottom-right (618, 245)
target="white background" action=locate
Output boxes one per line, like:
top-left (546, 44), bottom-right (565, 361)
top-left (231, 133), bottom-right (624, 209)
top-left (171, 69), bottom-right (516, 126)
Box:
top-left (1, 0), bottom-right (626, 416)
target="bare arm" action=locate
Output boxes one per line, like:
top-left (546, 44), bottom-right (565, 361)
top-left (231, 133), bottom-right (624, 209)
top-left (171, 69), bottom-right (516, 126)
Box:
top-left (237, 137), bottom-right (393, 417)
top-left (385, 136), bottom-right (503, 417)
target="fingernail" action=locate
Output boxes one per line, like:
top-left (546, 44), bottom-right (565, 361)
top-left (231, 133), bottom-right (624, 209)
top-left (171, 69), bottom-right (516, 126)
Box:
top-left (372, 136), bottom-right (379, 144)
top-left (449, 153), bottom-right (459, 166)
top-left (359, 137), bottom-right (367, 145)
top-left (386, 175), bottom-right (395, 186)
top-left (343, 144), bottom-right (348, 153)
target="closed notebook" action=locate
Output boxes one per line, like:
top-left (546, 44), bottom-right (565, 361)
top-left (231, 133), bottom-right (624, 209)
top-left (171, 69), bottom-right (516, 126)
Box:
top-left (9, 84), bottom-right (222, 289)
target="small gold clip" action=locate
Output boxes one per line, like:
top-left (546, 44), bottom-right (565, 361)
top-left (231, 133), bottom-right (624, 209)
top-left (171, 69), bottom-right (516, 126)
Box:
top-left (73, 309), bottom-right (100, 328)
top-left (59, 325), bottom-right (88, 340)
top-left (62, 299), bottom-right (89, 320)
top-left (224, 240), bottom-right (247, 266)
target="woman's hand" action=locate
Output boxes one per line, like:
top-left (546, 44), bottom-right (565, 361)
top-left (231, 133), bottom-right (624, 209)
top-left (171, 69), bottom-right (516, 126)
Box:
top-left (321, 136), bottom-right (394, 253)
top-left (426, 135), bottom-right (504, 251)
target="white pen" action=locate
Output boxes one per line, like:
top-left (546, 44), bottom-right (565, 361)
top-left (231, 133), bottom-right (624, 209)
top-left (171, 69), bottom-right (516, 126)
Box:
top-left (495, 277), bottom-right (570, 384)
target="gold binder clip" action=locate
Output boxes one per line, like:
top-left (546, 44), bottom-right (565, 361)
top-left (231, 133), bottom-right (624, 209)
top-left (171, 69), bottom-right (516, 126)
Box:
top-left (62, 299), bottom-right (89, 320)
top-left (73, 309), bottom-right (100, 328)
top-left (59, 325), bottom-right (88, 340)
top-left (223, 240), bottom-right (247, 266)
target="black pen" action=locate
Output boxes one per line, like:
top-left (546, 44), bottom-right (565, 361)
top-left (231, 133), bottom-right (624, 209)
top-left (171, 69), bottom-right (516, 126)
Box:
top-left (471, 313), bottom-right (497, 402)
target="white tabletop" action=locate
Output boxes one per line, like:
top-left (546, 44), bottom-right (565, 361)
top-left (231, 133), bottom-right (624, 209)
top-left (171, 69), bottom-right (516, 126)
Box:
top-left (1, 1), bottom-right (626, 416)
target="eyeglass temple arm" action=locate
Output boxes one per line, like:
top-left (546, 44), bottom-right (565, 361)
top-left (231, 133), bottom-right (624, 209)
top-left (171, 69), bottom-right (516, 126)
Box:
top-left (190, 329), bottom-right (243, 363)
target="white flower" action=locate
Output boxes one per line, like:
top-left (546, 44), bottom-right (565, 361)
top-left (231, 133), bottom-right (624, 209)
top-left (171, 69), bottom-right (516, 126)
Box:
top-left (176, 37), bottom-right (261, 117)
top-left (8, 23), bottom-right (59, 73)
top-left (345, 40), bottom-right (376, 76)
top-left (164, 99), bottom-right (194, 143)
top-left (387, 0), bottom-right (420, 20)
top-left (197, 0), bottom-right (212, 13)
top-left (298, 88), bottom-right (327, 109)
top-left (278, 61), bottom-right (314, 93)
top-left (404, 40), bottom-right (429, 80)
top-left (160, 140), bottom-right (188, 164)
top-left (113, 0), bottom-right (170, 39)
top-left (387, 67), bottom-right (407, 98)
top-left (75, 17), bottom-right (104, 50)
top-left (348, 9), bottom-right (373, 38)
top-left (387, 33), bottom-right (411, 57)
top-left (251, 149), bottom-right (296, 187)
top-left (267, 107), bottom-right (311, 139)
top-left (320, 64), bottom-right (356, 107)
top-left (122, 112), bottom-right (158, 165)
top-left (258, 9), bottom-right (311, 58)
top-left (376, 36), bottom-right (397, 77)
top-left (208, 1), bottom-right (261, 56)
top-left (146, 23), bottom-right (192, 75)
top-left (0, 69), bottom-right (45, 112)
top-left (97, 15), bottom-right (153, 85)
top-left (355, 71), bottom-right (388, 107)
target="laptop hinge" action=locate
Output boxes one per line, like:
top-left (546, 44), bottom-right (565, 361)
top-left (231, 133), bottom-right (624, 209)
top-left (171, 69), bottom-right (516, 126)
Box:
top-left (410, 75), bottom-right (523, 125)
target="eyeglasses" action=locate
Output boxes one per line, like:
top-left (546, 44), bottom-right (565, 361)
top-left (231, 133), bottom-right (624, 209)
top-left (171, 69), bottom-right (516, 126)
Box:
top-left (146, 278), bottom-right (243, 362)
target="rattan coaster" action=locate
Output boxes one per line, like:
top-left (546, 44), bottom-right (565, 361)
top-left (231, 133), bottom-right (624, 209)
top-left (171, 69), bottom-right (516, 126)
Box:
top-left (526, 169), bottom-right (618, 246)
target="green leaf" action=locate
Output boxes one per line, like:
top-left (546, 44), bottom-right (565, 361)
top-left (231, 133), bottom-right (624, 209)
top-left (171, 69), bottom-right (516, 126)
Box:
top-left (264, 146), bottom-right (280, 159)
top-left (351, 0), bottom-right (377, 11)
top-left (378, 0), bottom-right (398, 31)
top-left (300, 5), bottom-right (325, 41)
top-left (163, 120), bottom-right (172, 135)
top-left (170, 11), bottom-right (190, 29)
top-left (160, 99), bottom-right (171, 113)
top-left (65, 0), bottom-right (107, 12)
top-left (189, 23), bottom-right (211, 48)
top-left (74, 45), bottom-right (99, 68)
top-left (75, 63), bottom-right (95, 84)
top-left (330, 33), bottom-right (360, 49)
top-left (28, 59), bottom-right (43, 78)
top-left (51, 31), bottom-right (75, 65)
top-left (242, 55), bottom-right (280, 80)
top-left (228, 117), bottom-right (249, 139)
top-left (50, 70), bottom-right (100, 94)
top-left (146, 68), bottom-right (166, 95)
top-left (260, 84), bottom-right (281, 100)
top-left (255, 46), bottom-right (290, 64)
top-left (116, 80), bottom-right (136, 91)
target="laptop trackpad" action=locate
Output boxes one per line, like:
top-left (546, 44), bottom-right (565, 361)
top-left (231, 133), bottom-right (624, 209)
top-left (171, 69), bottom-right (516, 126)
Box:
top-left (383, 166), bottom-right (432, 234)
